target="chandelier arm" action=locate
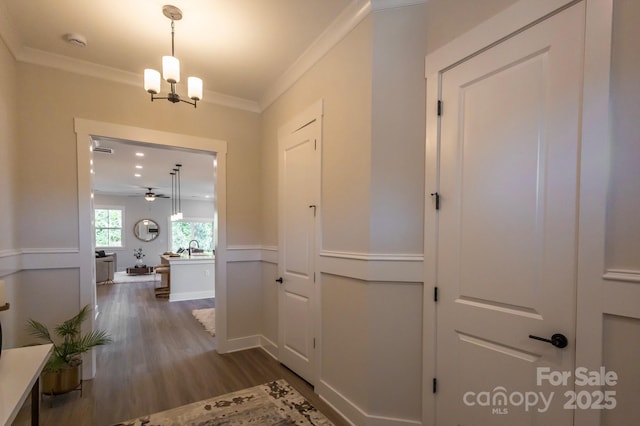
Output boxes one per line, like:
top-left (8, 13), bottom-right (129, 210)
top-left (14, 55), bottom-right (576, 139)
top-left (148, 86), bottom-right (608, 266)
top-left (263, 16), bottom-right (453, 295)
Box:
top-left (150, 94), bottom-right (197, 108)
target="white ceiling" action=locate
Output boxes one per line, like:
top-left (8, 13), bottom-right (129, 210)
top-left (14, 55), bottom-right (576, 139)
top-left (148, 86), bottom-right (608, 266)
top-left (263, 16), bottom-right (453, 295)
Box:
top-left (0, 0), bottom-right (362, 200)
top-left (91, 137), bottom-right (216, 201)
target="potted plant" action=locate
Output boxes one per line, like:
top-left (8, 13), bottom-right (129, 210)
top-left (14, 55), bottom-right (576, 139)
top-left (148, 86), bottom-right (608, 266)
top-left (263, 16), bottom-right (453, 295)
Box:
top-left (27, 304), bottom-right (112, 395)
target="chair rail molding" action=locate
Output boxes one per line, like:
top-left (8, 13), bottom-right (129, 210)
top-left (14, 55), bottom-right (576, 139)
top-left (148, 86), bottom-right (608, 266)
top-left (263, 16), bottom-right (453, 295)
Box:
top-left (319, 250), bottom-right (423, 282)
top-left (226, 245), bottom-right (278, 263)
top-left (602, 268), bottom-right (640, 283)
top-left (0, 248), bottom-right (81, 277)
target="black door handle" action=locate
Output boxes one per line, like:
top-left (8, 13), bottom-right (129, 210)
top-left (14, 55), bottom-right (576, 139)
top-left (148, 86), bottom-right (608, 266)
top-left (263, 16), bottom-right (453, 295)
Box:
top-left (529, 333), bottom-right (568, 349)
top-left (275, 277), bottom-right (283, 284)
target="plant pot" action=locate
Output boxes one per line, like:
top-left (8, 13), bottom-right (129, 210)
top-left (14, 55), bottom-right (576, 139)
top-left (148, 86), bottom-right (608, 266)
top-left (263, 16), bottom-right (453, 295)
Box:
top-left (42, 364), bottom-right (81, 395)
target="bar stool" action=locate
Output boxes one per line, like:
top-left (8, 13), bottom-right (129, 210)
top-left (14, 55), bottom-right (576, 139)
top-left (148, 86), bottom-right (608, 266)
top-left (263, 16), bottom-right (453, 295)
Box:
top-left (103, 259), bottom-right (114, 285)
top-left (154, 265), bottom-right (170, 298)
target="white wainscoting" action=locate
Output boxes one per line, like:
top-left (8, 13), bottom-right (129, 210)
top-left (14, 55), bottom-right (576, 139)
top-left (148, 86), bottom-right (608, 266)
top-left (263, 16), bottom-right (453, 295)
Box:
top-left (318, 380), bottom-right (422, 426)
top-left (0, 249), bottom-right (21, 278)
top-left (319, 250), bottom-right (423, 282)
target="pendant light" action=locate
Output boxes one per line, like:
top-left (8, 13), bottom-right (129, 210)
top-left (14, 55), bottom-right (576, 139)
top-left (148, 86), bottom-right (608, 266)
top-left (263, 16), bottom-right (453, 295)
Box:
top-left (170, 164), bottom-right (183, 221)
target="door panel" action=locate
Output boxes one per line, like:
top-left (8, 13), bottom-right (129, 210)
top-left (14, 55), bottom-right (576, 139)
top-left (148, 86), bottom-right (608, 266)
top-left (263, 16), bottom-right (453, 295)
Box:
top-left (278, 120), bottom-right (319, 384)
top-left (436, 4), bottom-right (585, 424)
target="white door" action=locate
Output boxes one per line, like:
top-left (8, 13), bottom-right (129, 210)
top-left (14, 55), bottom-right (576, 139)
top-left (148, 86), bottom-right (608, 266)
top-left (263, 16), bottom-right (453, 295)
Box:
top-left (278, 119), bottom-right (320, 385)
top-left (434, 3), bottom-right (584, 424)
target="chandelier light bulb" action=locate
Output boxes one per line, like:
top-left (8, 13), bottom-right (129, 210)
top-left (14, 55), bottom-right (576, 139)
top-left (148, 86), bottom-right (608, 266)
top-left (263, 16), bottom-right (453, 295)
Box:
top-left (188, 77), bottom-right (203, 101)
top-left (144, 69), bottom-right (161, 94)
top-left (162, 56), bottom-right (180, 84)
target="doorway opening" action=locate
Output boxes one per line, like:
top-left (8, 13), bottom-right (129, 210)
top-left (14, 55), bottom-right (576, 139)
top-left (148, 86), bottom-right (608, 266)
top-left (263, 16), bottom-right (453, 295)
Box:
top-left (75, 118), bottom-right (228, 378)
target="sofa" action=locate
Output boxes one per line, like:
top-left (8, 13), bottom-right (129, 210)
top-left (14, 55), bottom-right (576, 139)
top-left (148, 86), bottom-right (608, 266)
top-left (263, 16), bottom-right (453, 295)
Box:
top-left (95, 252), bottom-right (117, 283)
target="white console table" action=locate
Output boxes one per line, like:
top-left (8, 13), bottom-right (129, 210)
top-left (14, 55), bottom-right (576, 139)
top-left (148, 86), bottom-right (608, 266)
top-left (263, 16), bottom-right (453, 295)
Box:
top-left (0, 344), bottom-right (52, 426)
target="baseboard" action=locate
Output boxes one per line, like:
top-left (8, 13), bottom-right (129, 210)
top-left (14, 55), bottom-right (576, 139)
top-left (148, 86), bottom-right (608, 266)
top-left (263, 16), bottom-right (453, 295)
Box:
top-left (169, 290), bottom-right (215, 303)
top-left (317, 380), bottom-right (422, 426)
top-left (224, 335), bottom-right (262, 353)
top-left (259, 335), bottom-right (279, 360)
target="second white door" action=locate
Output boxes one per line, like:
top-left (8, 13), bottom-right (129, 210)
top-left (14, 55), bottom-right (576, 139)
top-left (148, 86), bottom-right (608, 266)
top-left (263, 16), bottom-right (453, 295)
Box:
top-left (278, 118), bottom-right (320, 385)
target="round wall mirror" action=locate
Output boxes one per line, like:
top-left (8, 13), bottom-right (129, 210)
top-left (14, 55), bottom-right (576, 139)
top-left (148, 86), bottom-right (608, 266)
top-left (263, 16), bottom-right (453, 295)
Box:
top-left (134, 219), bottom-right (160, 242)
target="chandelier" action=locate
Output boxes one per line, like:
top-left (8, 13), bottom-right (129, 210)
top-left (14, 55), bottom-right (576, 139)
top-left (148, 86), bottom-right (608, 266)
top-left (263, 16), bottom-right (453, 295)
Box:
top-left (143, 5), bottom-right (202, 108)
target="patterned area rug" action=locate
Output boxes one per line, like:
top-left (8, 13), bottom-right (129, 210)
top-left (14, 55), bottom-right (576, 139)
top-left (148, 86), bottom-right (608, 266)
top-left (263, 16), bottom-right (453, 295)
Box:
top-left (192, 308), bottom-right (215, 336)
top-left (113, 379), bottom-right (334, 426)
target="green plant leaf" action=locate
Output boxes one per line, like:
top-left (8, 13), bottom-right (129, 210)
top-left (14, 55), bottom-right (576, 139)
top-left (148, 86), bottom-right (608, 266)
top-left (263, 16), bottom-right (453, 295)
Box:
top-left (26, 304), bottom-right (112, 372)
top-left (26, 319), bottom-right (53, 343)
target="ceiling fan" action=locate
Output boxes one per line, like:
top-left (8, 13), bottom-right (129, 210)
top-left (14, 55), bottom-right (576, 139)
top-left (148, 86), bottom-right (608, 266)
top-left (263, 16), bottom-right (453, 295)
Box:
top-left (144, 187), bottom-right (170, 202)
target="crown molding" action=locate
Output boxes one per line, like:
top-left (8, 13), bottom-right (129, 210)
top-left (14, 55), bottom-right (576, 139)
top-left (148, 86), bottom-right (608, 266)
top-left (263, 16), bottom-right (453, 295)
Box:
top-left (371, 0), bottom-right (427, 11)
top-left (259, 0), bottom-right (372, 110)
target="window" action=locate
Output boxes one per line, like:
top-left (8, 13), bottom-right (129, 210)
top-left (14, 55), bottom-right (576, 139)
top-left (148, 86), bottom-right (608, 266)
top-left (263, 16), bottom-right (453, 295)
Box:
top-left (95, 207), bottom-right (124, 248)
top-left (171, 219), bottom-right (214, 252)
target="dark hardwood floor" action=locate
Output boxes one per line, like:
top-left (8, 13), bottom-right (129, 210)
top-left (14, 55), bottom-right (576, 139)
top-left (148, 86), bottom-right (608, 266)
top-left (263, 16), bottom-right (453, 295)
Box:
top-left (14, 281), bottom-right (348, 425)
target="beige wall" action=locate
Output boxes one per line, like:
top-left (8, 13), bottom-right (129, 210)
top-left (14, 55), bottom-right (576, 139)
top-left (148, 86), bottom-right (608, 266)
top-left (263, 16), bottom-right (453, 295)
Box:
top-left (16, 63), bottom-right (261, 250)
top-left (370, 5), bottom-right (427, 254)
top-left (0, 37), bottom-right (17, 253)
top-left (261, 16), bottom-right (373, 253)
top-left (425, 0), bottom-right (519, 54)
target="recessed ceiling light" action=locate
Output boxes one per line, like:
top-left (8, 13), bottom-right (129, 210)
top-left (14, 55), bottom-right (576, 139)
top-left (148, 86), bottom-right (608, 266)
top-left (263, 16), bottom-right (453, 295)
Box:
top-left (136, 152), bottom-right (145, 157)
top-left (134, 173), bottom-right (141, 177)
top-left (135, 165), bottom-right (143, 169)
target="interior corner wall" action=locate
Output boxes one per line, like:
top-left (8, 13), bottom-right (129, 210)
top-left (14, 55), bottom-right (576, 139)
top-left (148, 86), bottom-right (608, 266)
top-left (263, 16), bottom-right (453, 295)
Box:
top-left (370, 4), bottom-right (427, 254)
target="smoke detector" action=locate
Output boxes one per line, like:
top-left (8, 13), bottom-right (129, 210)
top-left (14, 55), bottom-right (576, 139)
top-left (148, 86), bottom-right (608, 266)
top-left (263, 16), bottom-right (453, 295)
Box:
top-left (64, 33), bottom-right (87, 47)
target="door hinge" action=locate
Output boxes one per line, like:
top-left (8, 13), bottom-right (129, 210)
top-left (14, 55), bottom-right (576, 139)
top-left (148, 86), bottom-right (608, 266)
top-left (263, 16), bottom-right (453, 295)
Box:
top-left (433, 378), bottom-right (438, 393)
top-left (313, 338), bottom-right (316, 349)
top-left (437, 100), bottom-right (443, 116)
top-left (434, 286), bottom-right (439, 302)
top-left (313, 272), bottom-right (316, 283)
top-left (430, 192), bottom-right (440, 210)
top-left (314, 139), bottom-right (317, 150)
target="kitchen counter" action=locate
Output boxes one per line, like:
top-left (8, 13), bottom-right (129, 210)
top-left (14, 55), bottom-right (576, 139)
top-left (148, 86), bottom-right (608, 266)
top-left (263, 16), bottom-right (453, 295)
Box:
top-left (160, 254), bottom-right (215, 302)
